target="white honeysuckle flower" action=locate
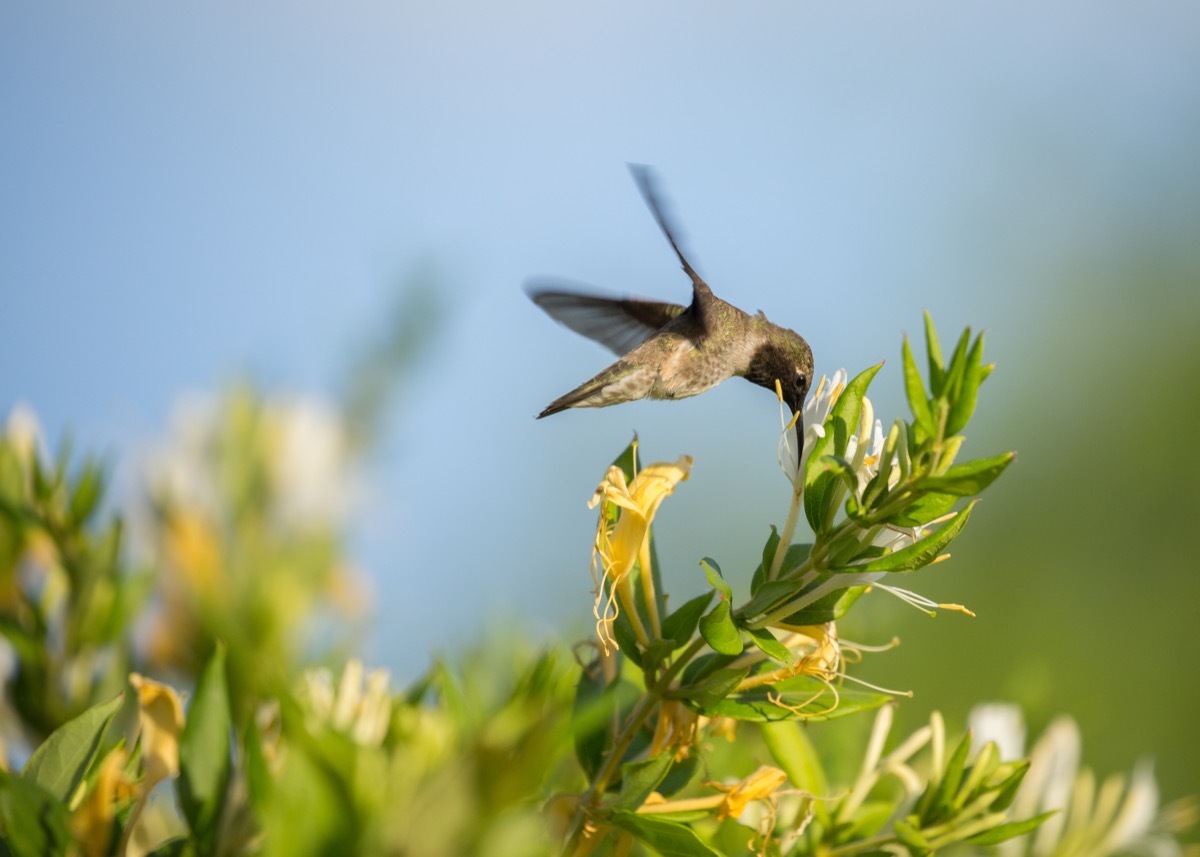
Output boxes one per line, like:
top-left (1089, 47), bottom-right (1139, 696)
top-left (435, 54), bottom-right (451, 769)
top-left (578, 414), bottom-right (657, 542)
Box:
top-left (968, 707), bottom-right (1186, 857)
top-left (968, 702), bottom-right (1027, 763)
top-left (779, 370), bottom-right (889, 502)
top-left (267, 396), bottom-right (353, 529)
top-left (301, 658), bottom-right (393, 748)
top-left (5, 402), bottom-right (44, 463)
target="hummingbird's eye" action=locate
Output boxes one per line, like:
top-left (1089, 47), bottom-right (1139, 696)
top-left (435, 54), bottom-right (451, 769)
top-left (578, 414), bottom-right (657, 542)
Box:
top-left (796, 372), bottom-right (807, 388)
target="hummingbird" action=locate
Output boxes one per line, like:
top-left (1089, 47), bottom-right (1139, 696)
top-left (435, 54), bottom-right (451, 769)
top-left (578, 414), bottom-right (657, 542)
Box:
top-left (528, 165), bottom-right (814, 427)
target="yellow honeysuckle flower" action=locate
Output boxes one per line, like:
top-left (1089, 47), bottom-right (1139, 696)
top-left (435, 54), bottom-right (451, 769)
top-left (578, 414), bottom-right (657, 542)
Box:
top-left (707, 765), bottom-right (789, 821)
top-left (129, 673), bottom-right (185, 789)
top-left (72, 749), bottom-right (136, 857)
top-left (588, 455), bottom-right (692, 652)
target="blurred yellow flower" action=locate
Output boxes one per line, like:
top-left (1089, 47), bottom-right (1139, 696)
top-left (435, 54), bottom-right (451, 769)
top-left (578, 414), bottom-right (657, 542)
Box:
top-left (72, 748), bottom-right (136, 857)
top-left (708, 766), bottom-right (789, 821)
top-left (588, 455), bottom-right (692, 652)
top-left (129, 673), bottom-right (184, 789)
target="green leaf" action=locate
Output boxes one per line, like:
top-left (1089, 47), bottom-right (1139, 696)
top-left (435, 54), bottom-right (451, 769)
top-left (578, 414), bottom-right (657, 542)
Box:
top-left (739, 579), bottom-right (804, 622)
top-left (21, 693), bottom-right (123, 803)
top-left (777, 584), bottom-right (867, 626)
top-left (761, 722), bottom-right (827, 808)
top-left (657, 755), bottom-right (700, 798)
top-left (903, 335), bottom-right (934, 438)
top-left (610, 754), bottom-right (674, 811)
top-left (890, 491), bottom-right (959, 528)
top-left (679, 652), bottom-right (738, 687)
top-left (661, 592), bottom-right (714, 649)
top-left (611, 435), bottom-right (640, 483)
top-left (678, 667), bottom-right (750, 710)
top-left (894, 817), bottom-right (932, 853)
top-left (608, 810), bottom-right (722, 856)
top-left (746, 626), bottom-right (792, 664)
top-left (69, 459), bottom-right (104, 525)
top-left (613, 612), bottom-right (644, 669)
top-left (918, 451), bottom-right (1015, 496)
top-left (805, 363), bottom-right (883, 531)
top-left (178, 644), bottom-right (232, 849)
top-left (856, 501), bottom-right (977, 573)
top-left (695, 675), bottom-right (891, 722)
top-left (967, 811), bottom-right (1056, 845)
top-left (698, 601), bottom-right (743, 656)
top-left (923, 732), bottom-right (972, 821)
top-left (699, 557), bottom-right (731, 601)
top-left (989, 761), bottom-right (1030, 812)
top-left (751, 526), bottom-right (780, 593)
top-left (0, 770), bottom-right (72, 857)
top-left (946, 331), bottom-right (986, 436)
top-left (923, 311), bottom-right (946, 396)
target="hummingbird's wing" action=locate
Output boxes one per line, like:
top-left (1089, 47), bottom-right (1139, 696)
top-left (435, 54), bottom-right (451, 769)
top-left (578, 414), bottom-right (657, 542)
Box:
top-left (537, 357), bottom-right (655, 418)
top-left (628, 165), bottom-right (716, 318)
top-left (526, 282), bottom-right (686, 357)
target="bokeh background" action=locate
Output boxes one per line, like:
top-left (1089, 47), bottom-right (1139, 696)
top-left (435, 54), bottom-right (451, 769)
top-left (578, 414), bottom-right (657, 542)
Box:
top-left (3, 0), bottom-right (1198, 803)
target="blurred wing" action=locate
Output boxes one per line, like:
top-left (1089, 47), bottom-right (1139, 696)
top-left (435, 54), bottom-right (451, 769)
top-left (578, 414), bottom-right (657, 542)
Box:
top-left (526, 280), bottom-right (686, 356)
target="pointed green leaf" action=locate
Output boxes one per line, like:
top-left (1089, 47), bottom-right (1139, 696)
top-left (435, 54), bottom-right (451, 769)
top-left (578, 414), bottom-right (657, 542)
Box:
top-left (918, 452), bottom-right (1015, 496)
top-left (699, 600), bottom-right (742, 656)
top-left (661, 591), bottom-right (714, 649)
top-left (739, 579), bottom-right (804, 622)
top-left (923, 311), bottom-right (946, 396)
top-left (903, 336), bottom-right (934, 438)
top-left (857, 502), bottom-right (976, 572)
top-left (746, 626), bottom-right (793, 664)
top-left (697, 674), bottom-right (892, 722)
top-left (927, 732), bottom-right (972, 819)
top-left (608, 811), bottom-right (722, 856)
top-left (946, 331), bottom-right (986, 436)
top-left (0, 770), bottom-right (72, 857)
top-left (610, 753), bottom-right (675, 811)
top-left (22, 693), bottom-right (123, 803)
top-left (761, 722), bottom-right (827, 801)
top-left (699, 557), bottom-right (731, 600)
top-left (777, 584), bottom-right (866, 626)
top-left (941, 326), bottom-right (972, 405)
top-left (178, 644), bottom-right (232, 848)
top-left (679, 667), bottom-right (750, 710)
top-left (967, 811), bottom-right (1056, 845)
top-left (751, 526), bottom-right (780, 593)
top-left (891, 491), bottom-right (959, 528)
top-left (612, 611), bottom-right (644, 668)
top-left (989, 761), bottom-right (1031, 812)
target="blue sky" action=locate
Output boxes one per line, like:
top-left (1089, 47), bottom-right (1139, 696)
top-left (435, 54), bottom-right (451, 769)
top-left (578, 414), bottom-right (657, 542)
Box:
top-left (3, 1), bottom-right (1199, 676)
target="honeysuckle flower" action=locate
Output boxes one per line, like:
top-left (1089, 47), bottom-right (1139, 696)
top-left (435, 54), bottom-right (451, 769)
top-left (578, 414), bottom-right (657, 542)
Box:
top-left (707, 765), bottom-right (789, 821)
top-left (970, 704), bottom-right (1193, 857)
top-left (72, 748), bottom-right (136, 857)
top-left (129, 673), bottom-right (184, 789)
top-left (5, 402), bottom-right (44, 465)
top-left (588, 455), bottom-right (692, 653)
top-left (301, 658), bottom-right (394, 747)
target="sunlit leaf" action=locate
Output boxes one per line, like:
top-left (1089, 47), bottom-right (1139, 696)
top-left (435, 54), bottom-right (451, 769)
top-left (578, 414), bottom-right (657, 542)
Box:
top-left (661, 592), bottom-right (714, 649)
top-left (608, 811), bottom-right (722, 856)
top-left (855, 502), bottom-right (976, 573)
top-left (918, 452), bottom-right (1015, 496)
top-left (22, 693), bottom-right (123, 803)
top-left (698, 601), bottom-right (742, 656)
top-left (178, 644), bottom-right (232, 849)
top-left (610, 753), bottom-right (674, 811)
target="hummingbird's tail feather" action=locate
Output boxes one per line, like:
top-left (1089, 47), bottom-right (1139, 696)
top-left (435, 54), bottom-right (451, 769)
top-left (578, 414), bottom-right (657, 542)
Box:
top-left (536, 359), bottom-right (653, 418)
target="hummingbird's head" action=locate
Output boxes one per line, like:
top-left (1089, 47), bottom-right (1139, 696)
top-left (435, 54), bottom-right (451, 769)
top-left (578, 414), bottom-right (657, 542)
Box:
top-left (745, 329), bottom-right (814, 416)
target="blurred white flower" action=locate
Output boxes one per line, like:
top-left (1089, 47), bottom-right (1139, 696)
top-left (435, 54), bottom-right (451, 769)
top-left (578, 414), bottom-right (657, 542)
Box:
top-left (301, 658), bottom-right (393, 748)
top-left (267, 396), bottom-right (353, 529)
top-left (969, 704), bottom-right (1191, 857)
top-left (5, 402), bottom-right (45, 464)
